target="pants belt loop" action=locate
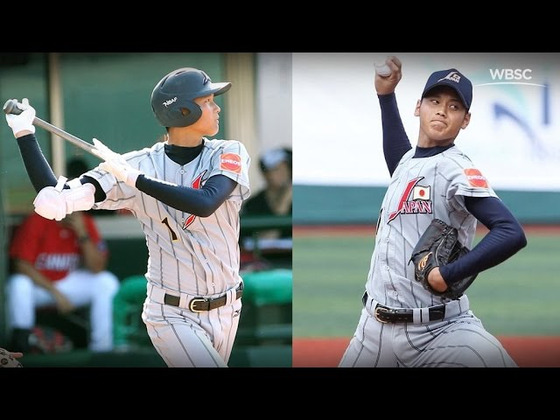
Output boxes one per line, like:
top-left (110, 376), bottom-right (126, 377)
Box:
top-left (369, 298), bottom-right (378, 313)
top-left (363, 292), bottom-right (379, 315)
top-left (445, 294), bottom-right (469, 319)
top-left (361, 291), bottom-right (367, 308)
top-left (362, 291), bottom-right (372, 312)
top-left (149, 283), bottom-right (162, 302)
top-left (413, 307), bottom-right (430, 323)
top-left (225, 287), bottom-right (236, 305)
top-left (179, 293), bottom-right (189, 310)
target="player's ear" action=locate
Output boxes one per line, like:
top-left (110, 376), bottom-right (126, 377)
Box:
top-left (414, 99), bottom-right (421, 116)
top-left (461, 112), bottom-right (471, 129)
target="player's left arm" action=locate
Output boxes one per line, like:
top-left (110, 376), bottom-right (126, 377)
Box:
top-left (438, 196), bottom-right (527, 284)
top-left (92, 138), bottom-right (250, 216)
top-left (136, 174), bottom-right (238, 216)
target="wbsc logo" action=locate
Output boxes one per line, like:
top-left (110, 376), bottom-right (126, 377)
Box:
top-left (478, 67), bottom-right (552, 160)
top-left (490, 68), bottom-right (533, 81)
top-left (477, 69), bottom-right (545, 87)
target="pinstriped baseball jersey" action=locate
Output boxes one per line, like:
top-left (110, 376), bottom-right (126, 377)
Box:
top-left (339, 145), bottom-right (517, 367)
top-left (86, 138), bottom-right (251, 296)
top-left (339, 62), bottom-right (522, 367)
top-left (366, 145), bottom-right (498, 309)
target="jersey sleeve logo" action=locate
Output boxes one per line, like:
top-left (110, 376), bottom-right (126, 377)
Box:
top-left (464, 168), bottom-right (489, 188)
top-left (220, 153), bottom-right (242, 174)
top-left (181, 170), bottom-right (207, 230)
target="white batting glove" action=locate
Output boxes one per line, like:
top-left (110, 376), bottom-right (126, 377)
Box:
top-left (33, 186), bottom-right (67, 221)
top-left (33, 177), bottom-right (95, 221)
top-left (99, 159), bottom-right (142, 187)
top-left (92, 138), bottom-right (142, 187)
top-left (91, 138), bottom-right (122, 162)
top-left (63, 182), bottom-right (96, 213)
top-left (5, 98), bottom-right (36, 137)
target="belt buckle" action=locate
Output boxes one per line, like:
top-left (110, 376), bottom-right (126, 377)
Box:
top-left (374, 305), bottom-right (389, 324)
top-left (189, 297), bottom-right (207, 313)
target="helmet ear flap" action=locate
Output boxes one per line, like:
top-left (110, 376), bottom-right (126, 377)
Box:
top-left (179, 102), bottom-right (202, 126)
top-left (150, 93), bottom-right (202, 127)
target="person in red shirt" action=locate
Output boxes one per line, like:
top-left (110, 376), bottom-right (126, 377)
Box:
top-left (6, 160), bottom-right (120, 354)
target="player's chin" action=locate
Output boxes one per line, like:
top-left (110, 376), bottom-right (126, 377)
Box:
top-left (428, 127), bottom-right (454, 141)
top-left (208, 124), bottom-right (220, 136)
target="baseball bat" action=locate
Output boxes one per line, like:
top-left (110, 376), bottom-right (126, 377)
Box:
top-left (3, 99), bottom-right (99, 157)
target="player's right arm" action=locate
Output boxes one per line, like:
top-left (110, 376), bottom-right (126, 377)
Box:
top-left (5, 98), bottom-right (61, 190)
top-left (374, 56), bottom-right (412, 176)
top-left (5, 99), bottom-right (106, 220)
top-left (15, 132), bottom-right (105, 220)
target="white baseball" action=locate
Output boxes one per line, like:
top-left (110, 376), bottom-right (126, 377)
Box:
top-left (374, 61), bottom-right (392, 77)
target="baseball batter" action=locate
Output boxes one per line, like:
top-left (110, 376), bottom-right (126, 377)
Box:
top-left (6, 68), bottom-right (251, 367)
top-left (338, 56), bottom-right (528, 368)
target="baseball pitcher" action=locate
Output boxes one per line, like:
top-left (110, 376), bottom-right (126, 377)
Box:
top-left (338, 56), bottom-right (527, 368)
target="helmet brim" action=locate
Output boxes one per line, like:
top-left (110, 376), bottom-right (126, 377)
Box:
top-left (197, 82), bottom-right (231, 99)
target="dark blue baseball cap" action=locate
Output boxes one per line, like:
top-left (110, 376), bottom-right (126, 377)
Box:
top-left (421, 68), bottom-right (473, 111)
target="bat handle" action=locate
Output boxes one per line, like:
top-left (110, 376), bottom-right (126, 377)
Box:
top-left (3, 99), bottom-right (24, 116)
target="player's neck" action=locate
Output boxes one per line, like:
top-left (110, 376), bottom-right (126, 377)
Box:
top-left (166, 130), bottom-right (204, 148)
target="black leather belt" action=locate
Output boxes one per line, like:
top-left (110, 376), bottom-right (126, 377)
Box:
top-left (363, 292), bottom-right (446, 324)
top-left (164, 283), bottom-right (243, 312)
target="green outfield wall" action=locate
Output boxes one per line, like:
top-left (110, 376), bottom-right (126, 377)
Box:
top-left (293, 184), bottom-right (560, 225)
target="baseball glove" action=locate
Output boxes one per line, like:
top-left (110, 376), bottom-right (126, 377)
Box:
top-left (0, 347), bottom-right (23, 368)
top-left (409, 218), bottom-right (477, 300)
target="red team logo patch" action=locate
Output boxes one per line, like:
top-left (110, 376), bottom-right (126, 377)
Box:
top-left (181, 171), bottom-right (207, 230)
top-left (464, 168), bottom-right (488, 188)
top-left (220, 153), bottom-right (242, 174)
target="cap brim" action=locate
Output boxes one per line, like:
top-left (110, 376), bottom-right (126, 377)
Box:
top-left (209, 82), bottom-right (231, 96)
top-left (423, 82), bottom-right (469, 110)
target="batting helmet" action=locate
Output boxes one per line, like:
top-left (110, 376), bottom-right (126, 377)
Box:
top-left (150, 67), bottom-right (231, 127)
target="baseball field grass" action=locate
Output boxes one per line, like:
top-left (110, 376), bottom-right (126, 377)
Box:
top-left (292, 225), bottom-right (560, 367)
